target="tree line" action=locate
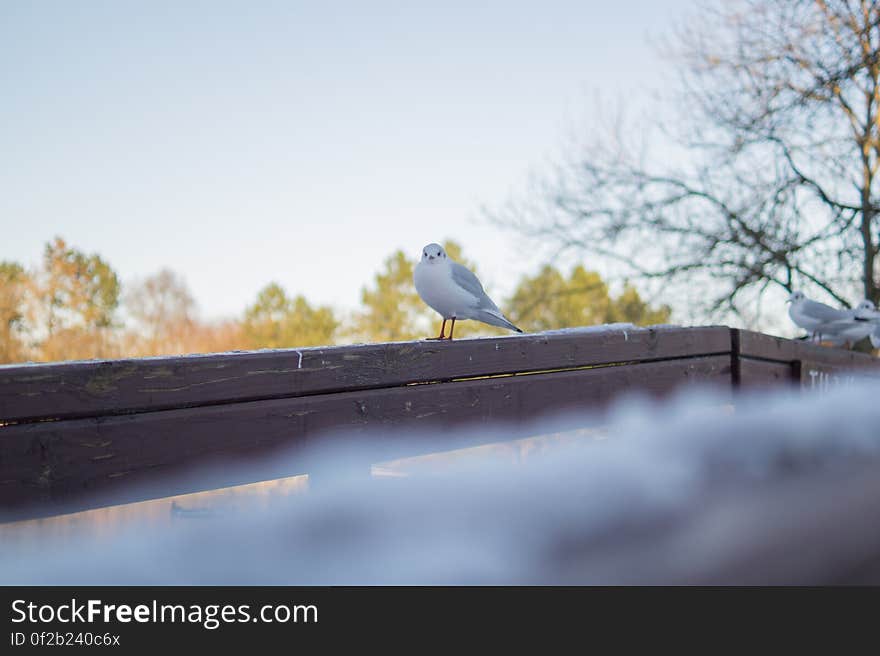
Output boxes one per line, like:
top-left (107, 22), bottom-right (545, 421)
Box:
top-left (0, 237), bottom-right (670, 364)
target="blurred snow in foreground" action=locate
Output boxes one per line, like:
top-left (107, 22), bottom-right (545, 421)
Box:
top-left (3, 376), bottom-right (880, 585)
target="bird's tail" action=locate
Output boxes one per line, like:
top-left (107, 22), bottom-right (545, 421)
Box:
top-left (475, 309), bottom-right (523, 333)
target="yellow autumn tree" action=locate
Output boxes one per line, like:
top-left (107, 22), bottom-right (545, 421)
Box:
top-left (243, 282), bottom-right (338, 349)
top-left (0, 261), bottom-right (29, 363)
top-left (507, 264), bottom-right (670, 331)
top-left (29, 237), bottom-right (121, 361)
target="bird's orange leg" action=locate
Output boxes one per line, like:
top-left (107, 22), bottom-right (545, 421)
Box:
top-left (427, 319), bottom-right (447, 340)
top-left (447, 317), bottom-right (456, 340)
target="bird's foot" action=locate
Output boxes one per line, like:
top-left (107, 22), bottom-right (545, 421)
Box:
top-left (426, 319), bottom-right (449, 341)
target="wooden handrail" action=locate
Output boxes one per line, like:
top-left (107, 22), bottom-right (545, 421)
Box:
top-left (1, 326), bottom-right (877, 522)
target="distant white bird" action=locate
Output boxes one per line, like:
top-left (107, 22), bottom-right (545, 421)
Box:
top-left (413, 243), bottom-right (522, 340)
top-left (787, 291), bottom-right (849, 340)
top-left (816, 299), bottom-right (880, 347)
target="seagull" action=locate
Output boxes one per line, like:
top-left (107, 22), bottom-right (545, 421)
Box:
top-left (413, 243), bottom-right (523, 340)
top-left (786, 291), bottom-right (849, 340)
top-left (815, 299), bottom-right (880, 347)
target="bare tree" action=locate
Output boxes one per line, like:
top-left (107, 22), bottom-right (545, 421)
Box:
top-left (493, 0), bottom-right (880, 318)
top-left (125, 269), bottom-right (197, 355)
top-left (0, 262), bottom-right (28, 363)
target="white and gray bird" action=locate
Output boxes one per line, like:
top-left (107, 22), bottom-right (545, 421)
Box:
top-left (787, 291), bottom-right (849, 340)
top-left (413, 243), bottom-right (522, 340)
top-left (815, 299), bottom-right (880, 347)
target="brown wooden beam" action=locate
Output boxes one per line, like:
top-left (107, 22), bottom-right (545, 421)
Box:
top-left (0, 355), bottom-right (732, 521)
top-left (0, 327), bottom-right (731, 424)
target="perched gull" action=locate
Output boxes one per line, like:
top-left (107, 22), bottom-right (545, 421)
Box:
top-left (413, 243), bottom-right (522, 340)
top-left (816, 299), bottom-right (880, 347)
top-left (787, 291), bottom-right (849, 340)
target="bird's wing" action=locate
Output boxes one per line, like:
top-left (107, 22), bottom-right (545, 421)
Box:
top-left (802, 299), bottom-right (848, 322)
top-left (450, 262), bottom-right (499, 310)
top-left (819, 317), bottom-right (855, 334)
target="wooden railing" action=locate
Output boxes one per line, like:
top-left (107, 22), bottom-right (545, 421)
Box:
top-left (1, 326), bottom-right (878, 522)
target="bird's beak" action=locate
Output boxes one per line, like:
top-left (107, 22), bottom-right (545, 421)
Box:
top-left (428, 255), bottom-right (435, 260)
top-left (785, 299), bottom-right (792, 304)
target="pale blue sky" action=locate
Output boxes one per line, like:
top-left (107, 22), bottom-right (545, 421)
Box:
top-left (1, 0), bottom-right (695, 319)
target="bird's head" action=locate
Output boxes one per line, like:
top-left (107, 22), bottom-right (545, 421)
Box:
top-left (787, 291), bottom-right (805, 304)
top-left (854, 299), bottom-right (879, 319)
top-left (421, 243), bottom-right (447, 263)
